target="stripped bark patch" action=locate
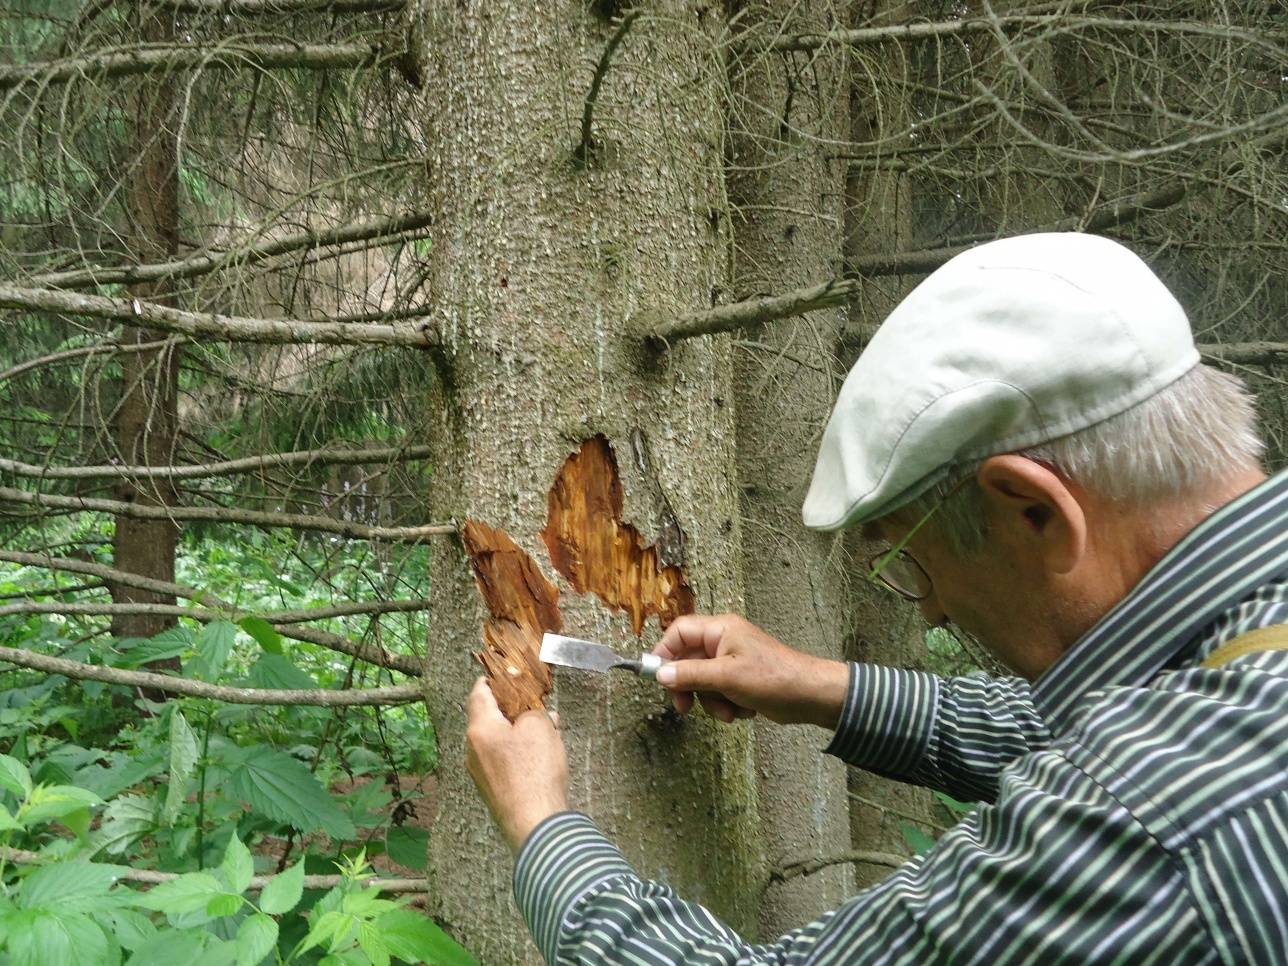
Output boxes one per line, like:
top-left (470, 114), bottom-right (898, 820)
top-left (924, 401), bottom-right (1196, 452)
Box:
top-left (541, 435), bottom-right (695, 634)
top-left (462, 519), bottom-right (559, 720)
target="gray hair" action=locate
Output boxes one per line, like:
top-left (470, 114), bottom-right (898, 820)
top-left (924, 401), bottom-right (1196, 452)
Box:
top-left (906, 364), bottom-right (1266, 554)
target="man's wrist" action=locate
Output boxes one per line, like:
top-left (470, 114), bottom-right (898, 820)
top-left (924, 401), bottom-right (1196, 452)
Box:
top-left (503, 794), bottom-right (570, 853)
top-left (799, 656), bottom-right (851, 730)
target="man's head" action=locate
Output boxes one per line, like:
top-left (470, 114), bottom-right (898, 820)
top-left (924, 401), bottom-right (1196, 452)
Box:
top-left (805, 233), bottom-right (1266, 678)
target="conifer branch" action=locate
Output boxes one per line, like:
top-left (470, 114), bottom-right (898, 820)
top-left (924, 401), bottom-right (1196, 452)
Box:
top-left (30, 212), bottom-right (434, 290)
top-left (0, 284), bottom-right (437, 347)
top-left (0, 646), bottom-right (423, 705)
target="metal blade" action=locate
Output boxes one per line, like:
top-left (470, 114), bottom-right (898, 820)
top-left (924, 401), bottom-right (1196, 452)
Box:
top-left (540, 633), bottom-right (625, 673)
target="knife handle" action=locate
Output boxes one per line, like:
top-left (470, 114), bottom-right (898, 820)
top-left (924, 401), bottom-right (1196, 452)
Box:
top-left (615, 653), bottom-right (665, 679)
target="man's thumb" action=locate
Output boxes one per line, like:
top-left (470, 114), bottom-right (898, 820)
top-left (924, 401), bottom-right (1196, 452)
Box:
top-left (656, 658), bottom-right (726, 691)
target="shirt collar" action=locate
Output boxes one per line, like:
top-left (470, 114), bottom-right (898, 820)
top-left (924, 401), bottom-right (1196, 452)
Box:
top-left (1031, 469), bottom-right (1288, 729)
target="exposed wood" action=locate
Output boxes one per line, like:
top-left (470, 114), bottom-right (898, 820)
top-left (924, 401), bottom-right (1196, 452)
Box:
top-left (0, 284), bottom-right (438, 347)
top-left (0, 646), bottom-right (424, 705)
top-left (541, 435), bottom-right (694, 634)
top-left (461, 520), bottom-right (560, 720)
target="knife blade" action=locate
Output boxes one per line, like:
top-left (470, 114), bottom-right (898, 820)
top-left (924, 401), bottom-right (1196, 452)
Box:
top-left (540, 632), bottom-right (665, 679)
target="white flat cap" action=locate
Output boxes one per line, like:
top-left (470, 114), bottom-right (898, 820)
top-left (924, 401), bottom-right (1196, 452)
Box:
top-left (802, 233), bottom-right (1200, 531)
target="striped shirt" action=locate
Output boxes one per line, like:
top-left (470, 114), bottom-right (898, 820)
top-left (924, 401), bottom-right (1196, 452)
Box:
top-left (514, 470), bottom-right (1288, 964)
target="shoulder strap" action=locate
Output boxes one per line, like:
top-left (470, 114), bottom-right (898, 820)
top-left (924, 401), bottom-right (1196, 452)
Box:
top-left (1200, 624), bottom-right (1288, 669)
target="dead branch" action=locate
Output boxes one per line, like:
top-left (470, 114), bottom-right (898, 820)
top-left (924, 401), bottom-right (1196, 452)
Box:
top-left (0, 646), bottom-right (423, 705)
top-left (0, 550), bottom-right (423, 675)
top-left (0, 338), bottom-right (185, 385)
top-left (0, 599), bottom-right (432, 624)
top-left (1200, 342), bottom-right (1288, 367)
top-left (0, 486), bottom-right (455, 543)
top-left (641, 277), bottom-right (858, 343)
top-left (0, 41), bottom-right (387, 93)
top-left (772, 849), bottom-right (909, 883)
top-left (574, 10), bottom-right (641, 166)
top-left (769, 14), bottom-right (1286, 54)
top-left (160, 0), bottom-right (404, 13)
top-left (0, 284), bottom-right (438, 348)
top-left (0, 847), bottom-right (426, 892)
top-left (31, 212), bottom-right (434, 291)
top-left (0, 443), bottom-right (432, 481)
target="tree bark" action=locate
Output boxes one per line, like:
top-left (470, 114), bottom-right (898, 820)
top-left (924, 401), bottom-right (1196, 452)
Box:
top-left (414, 3), bottom-right (764, 959)
top-left (725, 1), bottom-right (857, 935)
top-left (110, 7), bottom-right (184, 648)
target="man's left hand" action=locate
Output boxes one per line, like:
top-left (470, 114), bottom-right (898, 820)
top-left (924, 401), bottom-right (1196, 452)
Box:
top-left (465, 677), bottom-right (570, 853)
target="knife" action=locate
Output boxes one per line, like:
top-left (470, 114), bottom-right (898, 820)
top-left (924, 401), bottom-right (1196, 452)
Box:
top-left (540, 632), bottom-right (666, 680)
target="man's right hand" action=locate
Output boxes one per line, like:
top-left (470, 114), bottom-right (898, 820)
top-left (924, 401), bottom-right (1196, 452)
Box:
top-left (652, 613), bottom-right (849, 730)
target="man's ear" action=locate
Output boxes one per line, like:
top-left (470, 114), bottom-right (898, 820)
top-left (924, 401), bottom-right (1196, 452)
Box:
top-left (975, 455), bottom-right (1087, 574)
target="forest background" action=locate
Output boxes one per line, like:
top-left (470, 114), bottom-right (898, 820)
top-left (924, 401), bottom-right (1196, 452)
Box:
top-left (0, 0), bottom-right (1284, 963)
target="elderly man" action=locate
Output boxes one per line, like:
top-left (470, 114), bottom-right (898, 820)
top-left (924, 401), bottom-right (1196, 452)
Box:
top-left (466, 233), bottom-right (1288, 963)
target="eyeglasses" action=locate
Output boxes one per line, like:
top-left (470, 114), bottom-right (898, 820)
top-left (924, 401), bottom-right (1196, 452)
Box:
top-left (867, 549), bottom-right (932, 601)
top-left (864, 475), bottom-right (969, 602)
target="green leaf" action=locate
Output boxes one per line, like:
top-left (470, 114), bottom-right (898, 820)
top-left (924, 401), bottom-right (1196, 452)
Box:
top-left (126, 928), bottom-right (208, 965)
top-left (117, 627), bottom-right (194, 668)
top-left (18, 861), bottom-right (124, 912)
top-left (358, 920), bottom-right (390, 966)
top-left (0, 803), bottom-right (23, 832)
top-left (95, 908), bottom-right (157, 952)
top-left (376, 909), bottom-right (478, 966)
top-left (0, 753), bottom-right (32, 799)
top-left (135, 871), bottom-right (225, 916)
top-left (8, 910), bottom-right (113, 966)
top-left (189, 621), bottom-right (237, 682)
top-left (22, 784), bottom-right (102, 825)
top-left (246, 653), bottom-right (315, 691)
top-left (206, 893), bottom-right (243, 918)
top-left (237, 617), bottom-right (283, 656)
top-left (92, 795), bottom-right (159, 857)
top-left (385, 825), bottom-right (429, 871)
top-left (164, 710), bottom-right (200, 826)
top-left (235, 913), bottom-right (278, 966)
top-left (221, 833), bottom-right (254, 895)
top-left (303, 910), bottom-right (357, 955)
top-left (257, 858), bottom-right (304, 916)
top-left (227, 751), bottom-right (355, 840)
top-left (898, 820), bottom-right (938, 856)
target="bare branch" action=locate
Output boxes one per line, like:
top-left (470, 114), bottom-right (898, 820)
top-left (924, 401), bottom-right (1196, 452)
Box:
top-left (0, 41), bottom-right (388, 93)
top-left (0, 847), bottom-right (426, 892)
top-left (0, 443), bottom-right (432, 481)
top-left (0, 338), bottom-right (185, 385)
top-left (0, 599), bottom-right (432, 624)
top-left (641, 277), bottom-right (858, 343)
top-left (0, 285), bottom-right (438, 348)
top-left (769, 14), bottom-right (1287, 54)
top-left (0, 550), bottom-right (423, 675)
top-left (160, 0), bottom-right (404, 13)
top-left (1200, 342), bottom-right (1288, 367)
top-left (0, 646), bottom-right (424, 705)
top-left (0, 486), bottom-right (456, 543)
top-left (30, 212), bottom-right (434, 291)
top-left (772, 849), bottom-right (909, 883)
top-left (575, 10), bottom-right (641, 167)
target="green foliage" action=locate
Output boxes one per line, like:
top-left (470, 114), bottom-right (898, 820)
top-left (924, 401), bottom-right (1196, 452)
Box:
top-left (0, 532), bottom-right (455, 962)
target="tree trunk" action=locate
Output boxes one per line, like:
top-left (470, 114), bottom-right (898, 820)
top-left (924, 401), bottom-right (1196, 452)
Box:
top-left (841, 0), bottom-right (938, 885)
top-left (726, 1), bottom-right (856, 935)
top-left (110, 5), bottom-right (183, 647)
top-left (416, 3), bottom-right (764, 960)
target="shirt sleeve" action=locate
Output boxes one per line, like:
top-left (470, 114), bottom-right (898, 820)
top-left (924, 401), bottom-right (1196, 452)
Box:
top-left (822, 663), bottom-right (1053, 804)
top-left (514, 758), bottom-right (1203, 965)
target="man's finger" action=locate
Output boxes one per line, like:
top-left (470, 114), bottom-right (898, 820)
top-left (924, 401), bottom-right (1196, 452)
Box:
top-left (655, 614), bottom-right (725, 660)
top-left (467, 676), bottom-right (507, 724)
top-left (655, 655), bottom-right (731, 692)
